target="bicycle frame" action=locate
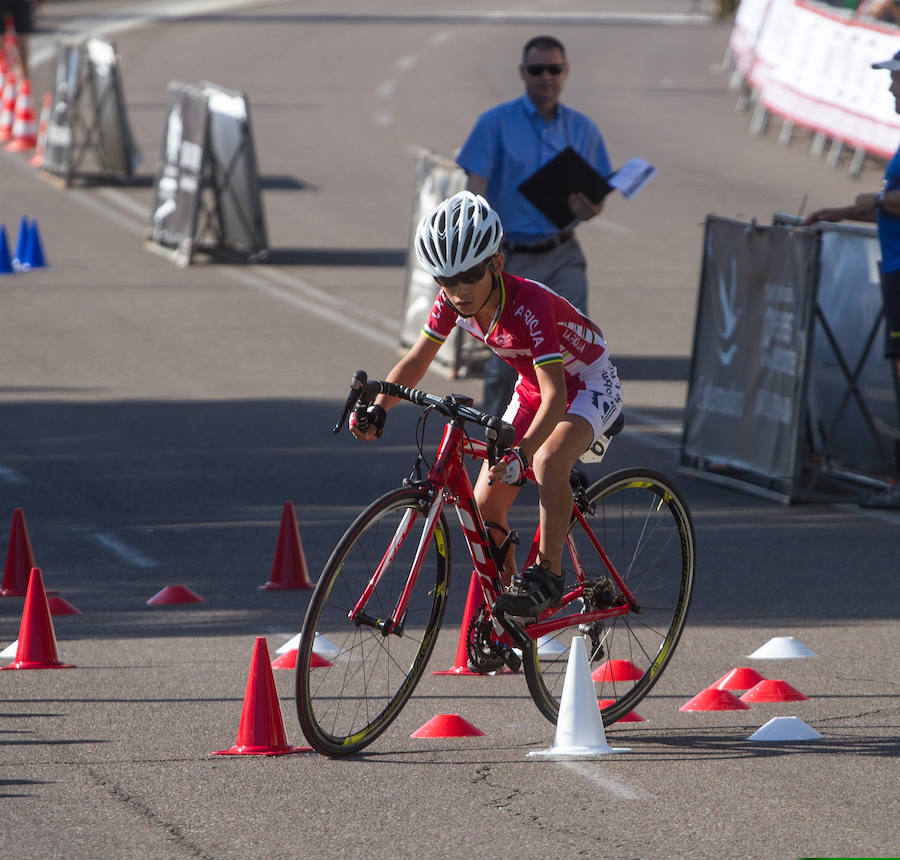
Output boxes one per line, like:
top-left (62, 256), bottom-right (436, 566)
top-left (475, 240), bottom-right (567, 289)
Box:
top-left (348, 416), bottom-right (639, 648)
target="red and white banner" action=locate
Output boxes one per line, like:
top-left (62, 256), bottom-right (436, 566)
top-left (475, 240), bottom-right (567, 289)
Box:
top-left (732, 0), bottom-right (900, 158)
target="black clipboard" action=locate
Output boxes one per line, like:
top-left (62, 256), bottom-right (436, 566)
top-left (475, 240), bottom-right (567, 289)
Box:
top-left (517, 147), bottom-right (612, 229)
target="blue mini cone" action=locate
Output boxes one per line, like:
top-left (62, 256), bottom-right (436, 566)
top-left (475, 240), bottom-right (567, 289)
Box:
top-left (23, 220), bottom-right (46, 269)
top-left (12, 215), bottom-right (29, 271)
top-left (0, 226), bottom-right (14, 275)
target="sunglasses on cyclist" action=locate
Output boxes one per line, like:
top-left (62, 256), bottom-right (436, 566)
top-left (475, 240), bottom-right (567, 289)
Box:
top-left (438, 259), bottom-right (491, 288)
top-left (525, 63), bottom-right (566, 76)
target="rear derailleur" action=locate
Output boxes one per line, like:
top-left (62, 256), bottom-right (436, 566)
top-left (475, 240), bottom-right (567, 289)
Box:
top-left (578, 576), bottom-right (622, 663)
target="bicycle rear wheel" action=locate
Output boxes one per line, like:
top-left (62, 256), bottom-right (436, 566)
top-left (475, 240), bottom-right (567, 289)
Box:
top-left (295, 485), bottom-right (451, 756)
top-left (522, 468), bottom-right (695, 725)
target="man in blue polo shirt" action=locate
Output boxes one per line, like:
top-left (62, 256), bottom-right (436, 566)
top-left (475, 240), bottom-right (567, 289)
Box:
top-left (457, 35), bottom-right (613, 417)
top-left (802, 48), bottom-right (900, 508)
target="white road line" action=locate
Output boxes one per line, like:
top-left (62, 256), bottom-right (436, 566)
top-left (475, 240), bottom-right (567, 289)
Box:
top-left (92, 533), bottom-right (160, 568)
top-left (0, 464), bottom-right (26, 485)
top-left (97, 187), bottom-right (151, 221)
top-left (69, 189), bottom-right (149, 238)
top-left (223, 267), bottom-right (398, 351)
top-left (561, 760), bottom-right (655, 800)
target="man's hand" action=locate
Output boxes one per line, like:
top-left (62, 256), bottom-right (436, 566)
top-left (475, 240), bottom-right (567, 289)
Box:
top-left (568, 191), bottom-right (604, 222)
top-left (802, 194), bottom-right (880, 226)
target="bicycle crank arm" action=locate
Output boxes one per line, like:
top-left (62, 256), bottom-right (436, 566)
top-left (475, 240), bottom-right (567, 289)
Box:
top-left (491, 606), bottom-right (534, 659)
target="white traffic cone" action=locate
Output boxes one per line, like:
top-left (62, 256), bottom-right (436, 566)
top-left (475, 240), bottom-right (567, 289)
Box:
top-left (747, 636), bottom-right (818, 659)
top-left (747, 716), bottom-right (822, 742)
top-left (529, 636), bottom-right (630, 757)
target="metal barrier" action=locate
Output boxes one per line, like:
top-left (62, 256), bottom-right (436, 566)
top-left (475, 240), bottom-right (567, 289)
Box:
top-left (681, 214), bottom-right (899, 502)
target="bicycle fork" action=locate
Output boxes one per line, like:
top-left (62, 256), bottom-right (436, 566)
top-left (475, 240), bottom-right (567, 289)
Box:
top-left (348, 490), bottom-right (444, 636)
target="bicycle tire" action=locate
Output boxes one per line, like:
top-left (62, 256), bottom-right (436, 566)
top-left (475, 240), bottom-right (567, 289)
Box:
top-left (295, 485), bottom-right (451, 756)
top-left (522, 467), bottom-right (695, 726)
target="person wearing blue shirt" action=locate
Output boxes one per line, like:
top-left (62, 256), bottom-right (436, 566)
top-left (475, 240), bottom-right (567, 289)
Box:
top-left (457, 35), bottom-right (613, 418)
top-left (802, 48), bottom-right (900, 507)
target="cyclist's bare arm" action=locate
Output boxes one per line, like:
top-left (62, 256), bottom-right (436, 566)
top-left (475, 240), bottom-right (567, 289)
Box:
top-left (488, 361), bottom-right (566, 479)
top-left (350, 334), bottom-right (441, 440)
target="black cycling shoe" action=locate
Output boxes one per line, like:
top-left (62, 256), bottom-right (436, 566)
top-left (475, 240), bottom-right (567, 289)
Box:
top-left (493, 560), bottom-right (564, 619)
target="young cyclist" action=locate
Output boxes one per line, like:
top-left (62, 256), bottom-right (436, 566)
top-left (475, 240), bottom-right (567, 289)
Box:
top-left (350, 191), bottom-right (622, 617)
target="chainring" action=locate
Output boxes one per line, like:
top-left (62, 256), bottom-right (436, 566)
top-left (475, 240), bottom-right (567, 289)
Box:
top-left (465, 604), bottom-right (508, 674)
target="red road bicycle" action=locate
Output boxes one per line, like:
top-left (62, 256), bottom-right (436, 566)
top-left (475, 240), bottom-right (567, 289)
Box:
top-left (295, 371), bottom-right (696, 756)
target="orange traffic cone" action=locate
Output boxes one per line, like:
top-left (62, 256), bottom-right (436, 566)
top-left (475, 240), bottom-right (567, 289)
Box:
top-left (5, 76), bottom-right (36, 150)
top-left (259, 501), bottom-right (313, 589)
top-left (0, 66), bottom-right (17, 142)
top-left (28, 90), bottom-right (51, 166)
top-left (212, 637), bottom-right (310, 755)
top-left (1, 507), bottom-right (37, 596)
top-left (1, 568), bottom-right (74, 670)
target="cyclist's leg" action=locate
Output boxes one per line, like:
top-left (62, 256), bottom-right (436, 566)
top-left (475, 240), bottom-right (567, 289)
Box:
top-left (531, 364), bottom-right (622, 577)
top-left (474, 463), bottom-right (521, 585)
top-left (474, 388), bottom-right (535, 584)
top-left (530, 415), bottom-right (595, 577)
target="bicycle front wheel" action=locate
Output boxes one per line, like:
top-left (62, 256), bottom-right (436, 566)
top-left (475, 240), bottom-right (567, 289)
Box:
top-left (523, 468), bottom-right (695, 725)
top-left (296, 485), bottom-right (451, 756)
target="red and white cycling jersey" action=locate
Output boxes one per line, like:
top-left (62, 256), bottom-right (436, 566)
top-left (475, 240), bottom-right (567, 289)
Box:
top-left (423, 272), bottom-right (613, 405)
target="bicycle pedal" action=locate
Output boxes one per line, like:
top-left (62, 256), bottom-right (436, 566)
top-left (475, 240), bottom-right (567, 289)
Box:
top-left (503, 648), bottom-right (521, 673)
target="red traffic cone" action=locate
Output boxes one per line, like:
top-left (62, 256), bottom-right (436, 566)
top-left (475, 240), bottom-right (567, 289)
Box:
top-left (212, 638), bottom-right (310, 755)
top-left (146, 584), bottom-right (204, 606)
top-left (411, 713), bottom-right (485, 738)
top-left (597, 700), bottom-right (645, 722)
top-left (1, 568), bottom-right (74, 670)
top-left (2, 13), bottom-right (20, 68)
top-left (260, 501), bottom-right (313, 590)
top-left (48, 595), bottom-right (82, 616)
top-left (432, 570), bottom-right (518, 675)
top-left (5, 76), bottom-right (36, 150)
top-left (433, 571), bottom-right (481, 675)
top-left (713, 666), bottom-right (767, 691)
top-left (740, 679), bottom-right (808, 703)
top-left (679, 687), bottom-right (750, 712)
top-left (591, 659), bottom-right (643, 682)
top-left (0, 66), bottom-right (16, 142)
top-left (1, 507), bottom-right (37, 596)
top-left (28, 90), bottom-right (50, 166)
top-left (272, 648), bottom-right (331, 670)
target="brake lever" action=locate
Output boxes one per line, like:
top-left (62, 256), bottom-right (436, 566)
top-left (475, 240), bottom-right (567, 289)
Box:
top-left (333, 370), bottom-right (368, 434)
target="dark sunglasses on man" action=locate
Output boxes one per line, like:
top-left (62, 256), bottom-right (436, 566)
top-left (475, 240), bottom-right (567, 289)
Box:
top-left (524, 63), bottom-right (566, 76)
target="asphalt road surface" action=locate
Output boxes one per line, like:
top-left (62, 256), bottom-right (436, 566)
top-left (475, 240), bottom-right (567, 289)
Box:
top-left (1, 2), bottom-right (898, 858)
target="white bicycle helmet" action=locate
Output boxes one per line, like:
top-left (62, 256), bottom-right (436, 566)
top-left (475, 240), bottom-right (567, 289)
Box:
top-left (414, 191), bottom-right (503, 278)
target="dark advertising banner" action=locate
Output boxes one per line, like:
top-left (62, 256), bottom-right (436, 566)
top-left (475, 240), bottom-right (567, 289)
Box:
top-left (682, 216), bottom-right (819, 500)
top-left (149, 83), bottom-right (209, 262)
